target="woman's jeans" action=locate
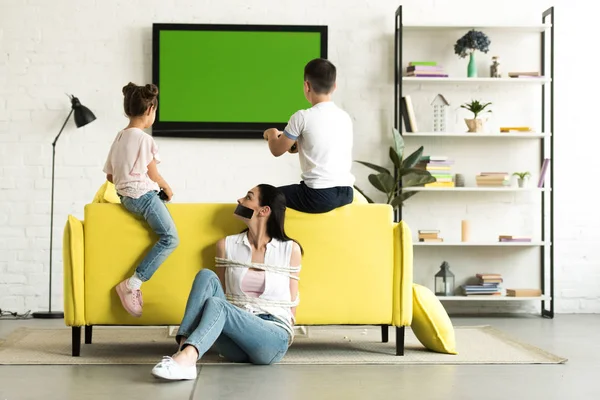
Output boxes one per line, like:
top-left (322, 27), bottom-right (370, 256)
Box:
top-left (177, 269), bottom-right (290, 365)
top-left (120, 191), bottom-right (179, 281)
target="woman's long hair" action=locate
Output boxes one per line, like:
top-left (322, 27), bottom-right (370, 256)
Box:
top-left (246, 184), bottom-right (303, 255)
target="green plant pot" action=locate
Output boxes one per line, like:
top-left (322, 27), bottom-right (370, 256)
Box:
top-left (467, 52), bottom-right (477, 77)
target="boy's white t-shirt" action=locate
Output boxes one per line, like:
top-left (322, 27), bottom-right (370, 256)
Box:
top-left (103, 128), bottom-right (160, 199)
top-left (283, 101), bottom-right (355, 189)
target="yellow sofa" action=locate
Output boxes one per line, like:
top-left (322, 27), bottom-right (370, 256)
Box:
top-left (63, 203), bottom-right (414, 356)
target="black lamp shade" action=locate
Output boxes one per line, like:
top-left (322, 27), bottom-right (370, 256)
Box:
top-left (71, 96), bottom-right (96, 128)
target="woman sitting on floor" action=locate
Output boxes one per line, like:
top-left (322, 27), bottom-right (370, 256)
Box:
top-left (151, 184), bottom-right (303, 380)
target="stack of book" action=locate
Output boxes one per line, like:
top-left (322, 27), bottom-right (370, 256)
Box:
top-left (461, 273), bottom-right (503, 296)
top-left (475, 172), bottom-right (510, 187)
top-left (405, 61), bottom-right (449, 78)
top-left (418, 229), bottom-right (442, 242)
top-left (498, 235), bottom-right (532, 243)
top-left (417, 156), bottom-right (455, 188)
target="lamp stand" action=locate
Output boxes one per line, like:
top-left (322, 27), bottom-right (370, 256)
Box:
top-left (32, 109), bottom-right (73, 319)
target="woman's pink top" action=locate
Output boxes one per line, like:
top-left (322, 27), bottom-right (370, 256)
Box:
top-left (241, 269), bottom-right (266, 298)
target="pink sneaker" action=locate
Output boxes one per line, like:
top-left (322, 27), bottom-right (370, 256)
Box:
top-left (115, 280), bottom-right (143, 317)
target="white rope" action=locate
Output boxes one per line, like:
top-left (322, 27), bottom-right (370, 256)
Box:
top-left (215, 257), bottom-right (301, 280)
top-left (226, 293), bottom-right (300, 308)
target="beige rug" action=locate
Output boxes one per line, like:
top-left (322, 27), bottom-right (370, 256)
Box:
top-left (0, 325), bottom-right (566, 365)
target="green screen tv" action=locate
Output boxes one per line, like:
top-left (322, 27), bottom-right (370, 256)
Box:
top-left (152, 23), bottom-right (327, 138)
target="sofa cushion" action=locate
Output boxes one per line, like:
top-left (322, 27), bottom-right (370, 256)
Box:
top-left (92, 181), bottom-right (121, 204)
top-left (411, 283), bottom-right (458, 354)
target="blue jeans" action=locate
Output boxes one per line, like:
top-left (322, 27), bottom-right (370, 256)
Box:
top-left (279, 181), bottom-right (353, 214)
top-left (177, 269), bottom-right (290, 365)
top-left (119, 191), bottom-right (179, 282)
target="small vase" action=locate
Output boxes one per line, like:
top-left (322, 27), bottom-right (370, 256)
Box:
top-left (464, 118), bottom-right (484, 133)
top-left (467, 52), bottom-right (477, 77)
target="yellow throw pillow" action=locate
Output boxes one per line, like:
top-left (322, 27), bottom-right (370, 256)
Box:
top-left (103, 181), bottom-right (120, 203)
top-left (91, 181), bottom-right (108, 203)
top-left (411, 283), bottom-right (458, 354)
top-left (91, 181), bottom-right (121, 204)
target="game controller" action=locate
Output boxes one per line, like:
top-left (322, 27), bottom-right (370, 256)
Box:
top-left (158, 190), bottom-right (168, 201)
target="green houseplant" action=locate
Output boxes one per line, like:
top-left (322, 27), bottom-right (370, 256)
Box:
top-left (354, 128), bottom-right (436, 208)
top-left (460, 99), bottom-right (492, 133)
top-left (512, 171), bottom-right (531, 188)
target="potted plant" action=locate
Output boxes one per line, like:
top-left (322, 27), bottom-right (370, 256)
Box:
top-left (512, 171), bottom-right (531, 188)
top-left (354, 128), bottom-right (436, 209)
top-left (454, 29), bottom-right (491, 78)
top-left (460, 99), bottom-right (492, 133)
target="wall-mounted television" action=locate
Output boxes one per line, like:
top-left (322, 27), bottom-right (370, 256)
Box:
top-left (152, 23), bottom-right (327, 139)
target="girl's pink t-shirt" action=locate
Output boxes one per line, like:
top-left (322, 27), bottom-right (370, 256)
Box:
top-left (103, 128), bottom-right (161, 199)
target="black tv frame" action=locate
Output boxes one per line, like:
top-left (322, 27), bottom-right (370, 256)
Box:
top-left (151, 23), bottom-right (328, 139)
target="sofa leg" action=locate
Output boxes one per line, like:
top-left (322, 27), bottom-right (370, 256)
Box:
top-left (395, 326), bottom-right (405, 356)
top-left (72, 327), bottom-right (81, 357)
top-left (381, 325), bottom-right (389, 343)
top-left (85, 326), bottom-right (93, 344)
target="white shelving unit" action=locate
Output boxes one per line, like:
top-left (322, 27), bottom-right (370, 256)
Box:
top-left (403, 77), bottom-right (551, 84)
top-left (413, 242), bottom-right (548, 247)
top-left (403, 24), bottom-right (551, 33)
top-left (394, 6), bottom-right (555, 317)
top-left (437, 295), bottom-right (552, 302)
top-left (403, 132), bottom-right (551, 138)
top-left (403, 187), bottom-right (549, 192)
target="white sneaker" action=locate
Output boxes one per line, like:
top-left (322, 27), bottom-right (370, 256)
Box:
top-left (151, 356), bottom-right (197, 381)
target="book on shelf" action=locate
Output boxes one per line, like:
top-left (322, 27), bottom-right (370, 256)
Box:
top-left (401, 95), bottom-right (418, 132)
top-left (418, 229), bottom-right (440, 234)
top-left (476, 172), bottom-right (510, 187)
top-left (407, 65), bottom-right (444, 72)
top-left (418, 230), bottom-right (443, 242)
top-left (506, 288), bottom-right (542, 297)
top-left (500, 126), bottom-right (532, 132)
top-left (425, 181), bottom-right (455, 188)
top-left (405, 61), bottom-right (448, 77)
top-left (508, 72), bottom-right (541, 78)
top-left (408, 61), bottom-right (438, 66)
top-left (407, 73), bottom-right (450, 77)
top-left (417, 155), bottom-right (455, 187)
top-left (462, 273), bottom-right (503, 296)
top-left (538, 158), bottom-right (550, 187)
top-left (498, 235), bottom-right (532, 243)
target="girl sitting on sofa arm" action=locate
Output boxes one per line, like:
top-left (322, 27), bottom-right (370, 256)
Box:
top-left (151, 184), bottom-right (303, 380)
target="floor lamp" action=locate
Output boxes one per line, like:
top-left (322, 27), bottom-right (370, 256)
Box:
top-left (32, 95), bottom-right (96, 319)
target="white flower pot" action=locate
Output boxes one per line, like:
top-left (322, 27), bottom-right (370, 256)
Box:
top-left (517, 177), bottom-right (529, 188)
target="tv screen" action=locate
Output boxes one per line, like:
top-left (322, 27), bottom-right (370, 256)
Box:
top-left (152, 23), bottom-right (327, 138)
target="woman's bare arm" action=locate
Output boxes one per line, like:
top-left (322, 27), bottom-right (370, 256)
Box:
top-left (215, 238), bottom-right (226, 290)
top-left (289, 242), bottom-right (302, 319)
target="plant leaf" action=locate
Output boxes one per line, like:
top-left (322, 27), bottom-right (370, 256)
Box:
top-left (403, 173), bottom-right (437, 187)
top-left (392, 128), bottom-right (404, 161)
top-left (353, 185), bottom-right (374, 203)
top-left (389, 147), bottom-right (401, 169)
top-left (390, 191), bottom-right (419, 208)
top-left (354, 161), bottom-right (390, 175)
top-left (368, 172), bottom-right (395, 194)
top-left (401, 146), bottom-right (424, 169)
top-left (399, 167), bottom-right (431, 177)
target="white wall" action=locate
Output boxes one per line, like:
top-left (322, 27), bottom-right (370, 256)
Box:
top-left (0, 0), bottom-right (598, 314)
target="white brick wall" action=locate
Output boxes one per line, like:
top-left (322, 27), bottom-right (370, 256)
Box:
top-left (1, 0), bottom-right (598, 314)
